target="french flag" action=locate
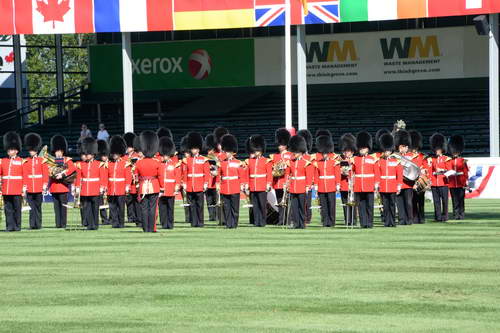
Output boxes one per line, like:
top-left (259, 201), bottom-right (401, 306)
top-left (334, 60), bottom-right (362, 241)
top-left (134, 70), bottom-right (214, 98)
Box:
top-left (13, 0), bottom-right (173, 35)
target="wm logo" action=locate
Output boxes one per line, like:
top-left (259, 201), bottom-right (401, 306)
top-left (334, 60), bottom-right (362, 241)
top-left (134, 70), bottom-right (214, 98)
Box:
top-left (306, 41), bottom-right (358, 62)
top-left (380, 36), bottom-right (440, 59)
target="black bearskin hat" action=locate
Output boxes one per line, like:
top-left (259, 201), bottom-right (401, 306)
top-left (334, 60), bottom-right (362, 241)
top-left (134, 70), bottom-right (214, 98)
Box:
top-left (159, 136), bottom-right (176, 157)
top-left (24, 132), bottom-right (42, 152)
top-left (214, 127), bottom-right (229, 144)
top-left (50, 134), bottom-right (67, 154)
top-left (275, 128), bottom-right (291, 147)
top-left (379, 133), bottom-right (394, 151)
top-left (109, 135), bottom-right (127, 156)
top-left (180, 136), bottom-right (189, 154)
top-left (3, 131), bottom-right (21, 152)
top-left (204, 134), bottom-right (217, 152)
top-left (409, 130), bottom-right (423, 151)
top-left (316, 135), bottom-right (334, 154)
top-left (123, 132), bottom-right (136, 149)
top-left (81, 137), bottom-right (98, 155)
top-left (340, 133), bottom-right (357, 152)
top-left (140, 130), bottom-right (159, 158)
top-left (157, 127), bottom-right (173, 139)
top-left (297, 129), bottom-right (313, 153)
top-left (133, 136), bottom-right (142, 153)
top-left (97, 140), bottom-right (109, 159)
top-left (356, 131), bottom-right (372, 150)
top-left (221, 134), bottom-right (238, 153)
top-left (186, 132), bottom-right (203, 150)
top-left (448, 135), bottom-right (465, 155)
top-left (375, 129), bottom-right (390, 149)
top-left (315, 129), bottom-right (332, 138)
top-left (430, 133), bottom-right (446, 153)
top-left (249, 135), bottom-right (266, 154)
top-left (394, 130), bottom-right (412, 148)
top-left (288, 135), bottom-right (307, 154)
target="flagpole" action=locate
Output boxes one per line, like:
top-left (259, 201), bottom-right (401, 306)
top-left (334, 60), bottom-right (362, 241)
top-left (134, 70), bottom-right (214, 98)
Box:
top-left (285, 0), bottom-right (292, 130)
top-left (489, 13), bottom-right (499, 157)
top-left (122, 32), bottom-right (134, 133)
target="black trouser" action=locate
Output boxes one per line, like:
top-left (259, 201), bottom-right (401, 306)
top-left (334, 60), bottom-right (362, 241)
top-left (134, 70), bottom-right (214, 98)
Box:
top-left (99, 195), bottom-right (110, 225)
top-left (187, 192), bottom-right (204, 227)
top-left (27, 192), bottom-right (43, 229)
top-left (356, 192), bottom-right (374, 228)
top-left (52, 192), bottom-right (68, 228)
top-left (275, 189), bottom-right (288, 225)
top-left (290, 193), bottom-right (306, 229)
top-left (450, 187), bottom-right (465, 220)
top-left (159, 196), bottom-right (175, 229)
top-left (319, 192), bottom-right (336, 227)
top-left (126, 193), bottom-right (140, 224)
top-left (412, 190), bottom-right (426, 224)
top-left (222, 194), bottom-right (240, 228)
top-left (181, 191), bottom-right (191, 223)
top-left (381, 192), bottom-right (397, 227)
top-left (205, 188), bottom-right (218, 221)
top-left (81, 196), bottom-right (99, 230)
top-left (249, 207), bottom-right (254, 225)
top-left (432, 186), bottom-right (449, 221)
top-left (109, 195), bottom-right (126, 228)
top-left (340, 191), bottom-right (357, 226)
top-left (305, 191), bottom-right (312, 223)
top-left (141, 193), bottom-right (159, 232)
top-left (396, 188), bottom-right (414, 225)
top-left (3, 195), bottom-right (22, 231)
top-left (250, 191), bottom-right (267, 227)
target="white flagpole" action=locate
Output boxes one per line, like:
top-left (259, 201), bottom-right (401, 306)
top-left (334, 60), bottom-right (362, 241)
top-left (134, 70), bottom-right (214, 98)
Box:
top-left (285, 0), bottom-right (292, 129)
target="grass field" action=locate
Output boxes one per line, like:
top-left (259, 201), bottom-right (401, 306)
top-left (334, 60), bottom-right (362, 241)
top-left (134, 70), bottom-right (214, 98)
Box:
top-left (0, 199), bottom-right (499, 332)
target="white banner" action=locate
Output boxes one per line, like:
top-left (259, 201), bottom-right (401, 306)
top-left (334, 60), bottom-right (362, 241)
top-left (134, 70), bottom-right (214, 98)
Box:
top-left (465, 158), bottom-right (500, 199)
top-left (255, 26), bottom-right (488, 86)
top-left (0, 35), bottom-right (26, 89)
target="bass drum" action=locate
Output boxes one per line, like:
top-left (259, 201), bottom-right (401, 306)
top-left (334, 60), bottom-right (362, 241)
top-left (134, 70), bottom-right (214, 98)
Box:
top-left (400, 157), bottom-right (421, 182)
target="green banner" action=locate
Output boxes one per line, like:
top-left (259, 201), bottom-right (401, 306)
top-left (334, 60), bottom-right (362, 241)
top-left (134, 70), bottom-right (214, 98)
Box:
top-left (89, 39), bottom-right (255, 92)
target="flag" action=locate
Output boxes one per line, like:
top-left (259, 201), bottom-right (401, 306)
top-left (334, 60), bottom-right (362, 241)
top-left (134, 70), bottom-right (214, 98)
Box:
top-left (0, 0), bottom-right (14, 34)
top-left (13, 0), bottom-right (173, 34)
top-left (428, 0), bottom-right (500, 17)
top-left (300, 0), bottom-right (339, 24)
top-left (255, 0), bottom-right (286, 27)
top-left (397, 0), bottom-right (427, 19)
top-left (174, 0), bottom-right (254, 31)
top-left (340, 0), bottom-right (428, 22)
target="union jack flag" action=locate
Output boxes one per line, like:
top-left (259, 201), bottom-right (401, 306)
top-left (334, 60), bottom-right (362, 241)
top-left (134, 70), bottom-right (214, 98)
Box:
top-left (254, 0), bottom-right (339, 27)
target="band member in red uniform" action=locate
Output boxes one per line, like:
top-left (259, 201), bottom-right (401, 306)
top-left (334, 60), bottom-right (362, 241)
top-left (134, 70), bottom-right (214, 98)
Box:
top-left (375, 129), bottom-right (391, 159)
top-left (76, 138), bottom-right (107, 230)
top-left (428, 133), bottom-right (451, 222)
top-left (245, 135), bottom-right (272, 227)
top-left (297, 129), bottom-right (314, 224)
top-left (217, 134), bottom-right (247, 229)
top-left (107, 136), bottom-right (131, 228)
top-left (49, 135), bottom-right (76, 229)
top-left (182, 132), bottom-right (210, 228)
top-left (409, 130), bottom-right (426, 224)
top-left (271, 128), bottom-right (293, 225)
top-left (179, 136), bottom-right (191, 224)
top-left (134, 131), bottom-right (161, 233)
top-left (447, 135), bottom-right (469, 220)
top-left (158, 136), bottom-right (180, 229)
top-left (123, 132), bottom-right (141, 226)
top-left (1, 132), bottom-right (24, 231)
top-left (204, 133), bottom-right (219, 222)
top-left (155, 127), bottom-right (173, 161)
top-left (394, 130), bottom-right (414, 225)
top-left (97, 140), bottom-right (110, 225)
top-left (377, 133), bottom-right (403, 227)
top-left (214, 127), bottom-right (229, 152)
top-left (23, 133), bottom-right (48, 229)
top-left (284, 135), bottom-right (314, 229)
top-left (352, 132), bottom-right (380, 229)
top-left (339, 133), bottom-right (357, 226)
top-left (314, 135), bottom-right (340, 227)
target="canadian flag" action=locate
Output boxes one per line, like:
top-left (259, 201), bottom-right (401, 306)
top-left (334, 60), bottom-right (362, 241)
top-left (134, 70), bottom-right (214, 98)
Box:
top-left (428, 0), bottom-right (500, 17)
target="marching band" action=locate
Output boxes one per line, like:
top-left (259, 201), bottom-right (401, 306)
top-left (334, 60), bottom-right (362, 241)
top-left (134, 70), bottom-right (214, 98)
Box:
top-left (0, 123), bottom-right (470, 232)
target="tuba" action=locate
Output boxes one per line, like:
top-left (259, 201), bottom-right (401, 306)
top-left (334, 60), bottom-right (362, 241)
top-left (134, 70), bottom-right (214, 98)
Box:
top-left (272, 159), bottom-right (287, 177)
top-left (389, 153), bottom-right (421, 182)
top-left (40, 145), bottom-right (76, 184)
top-left (207, 153), bottom-right (219, 177)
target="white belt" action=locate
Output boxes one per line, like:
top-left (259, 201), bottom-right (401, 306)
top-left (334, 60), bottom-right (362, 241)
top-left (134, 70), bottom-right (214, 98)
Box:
top-left (109, 178), bottom-right (125, 182)
top-left (2, 176), bottom-right (22, 180)
top-left (250, 174), bottom-right (267, 178)
top-left (355, 174), bottom-right (374, 178)
top-left (289, 176), bottom-right (305, 180)
top-left (222, 176), bottom-right (238, 180)
top-left (82, 178), bottom-right (100, 182)
top-left (380, 176), bottom-right (396, 179)
top-left (188, 173), bottom-right (204, 178)
top-left (453, 172), bottom-right (464, 176)
top-left (28, 175), bottom-right (43, 179)
top-left (319, 175), bottom-right (335, 179)
top-left (163, 179), bottom-right (175, 183)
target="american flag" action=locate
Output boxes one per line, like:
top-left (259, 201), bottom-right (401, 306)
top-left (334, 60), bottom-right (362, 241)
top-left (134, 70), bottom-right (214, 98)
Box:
top-left (255, 0), bottom-right (339, 27)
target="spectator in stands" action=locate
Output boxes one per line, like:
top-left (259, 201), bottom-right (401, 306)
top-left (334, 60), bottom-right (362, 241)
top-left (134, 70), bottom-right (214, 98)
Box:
top-left (79, 124), bottom-right (92, 142)
top-left (97, 123), bottom-right (110, 142)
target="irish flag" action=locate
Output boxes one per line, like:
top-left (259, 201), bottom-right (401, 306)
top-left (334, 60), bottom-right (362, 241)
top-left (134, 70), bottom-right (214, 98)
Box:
top-left (340, 0), bottom-right (427, 22)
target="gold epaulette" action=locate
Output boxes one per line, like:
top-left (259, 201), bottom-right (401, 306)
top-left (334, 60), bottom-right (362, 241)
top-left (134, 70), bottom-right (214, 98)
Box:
top-left (269, 154), bottom-right (275, 160)
top-left (313, 161), bottom-right (318, 168)
top-left (370, 153), bottom-right (380, 162)
top-left (100, 161), bottom-right (108, 168)
top-left (175, 161), bottom-right (183, 168)
top-left (309, 154), bottom-right (316, 161)
top-left (22, 158), bottom-right (27, 164)
top-left (445, 156), bottom-right (452, 162)
top-left (75, 162), bottom-right (81, 169)
top-left (305, 160), bottom-right (312, 167)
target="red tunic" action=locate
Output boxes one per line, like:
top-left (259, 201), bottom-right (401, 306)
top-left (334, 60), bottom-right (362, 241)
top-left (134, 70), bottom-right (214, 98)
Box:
top-left (448, 157), bottom-right (469, 188)
top-left (48, 157), bottom-right (76, 194)
top-left (271, 151), bottom-right (293, 190)
top-left (246, 156), bottom-right (272, 192)
top-left (352, 154), bottom-right (380, 193)
top-left (338, 155), bottom-right (354, 192)
top-left (135, 158), bottom-right (161, 195)
top-left (377, 157), bottom-right (403, 193)
top-left (217, 157), bottom-right (247, 195)
top-left (158, 158), bottom-right (181, 197)
top-left (428, 155), bottom-right (451, 187)
top-left (0, 157), bottom-right (25, 195)
top-left (313, 155), bottom-right (341, 193)
top-left (285, 157), bottom-right (314, 194)
top-left (76, 160), bottom-right (107, 197)
top-left (124, 152), bottom-right (140, 195)
top-left (23, 156), bottom-right (49, 193)
top-left (182, 155), bottom-right (210, 193)
top-left (107, 158), bottom-right (132, 196)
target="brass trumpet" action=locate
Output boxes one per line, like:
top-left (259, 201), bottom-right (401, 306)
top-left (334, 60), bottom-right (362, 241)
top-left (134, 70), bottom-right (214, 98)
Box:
top-left (40, 145), bottom-right (77, 184)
